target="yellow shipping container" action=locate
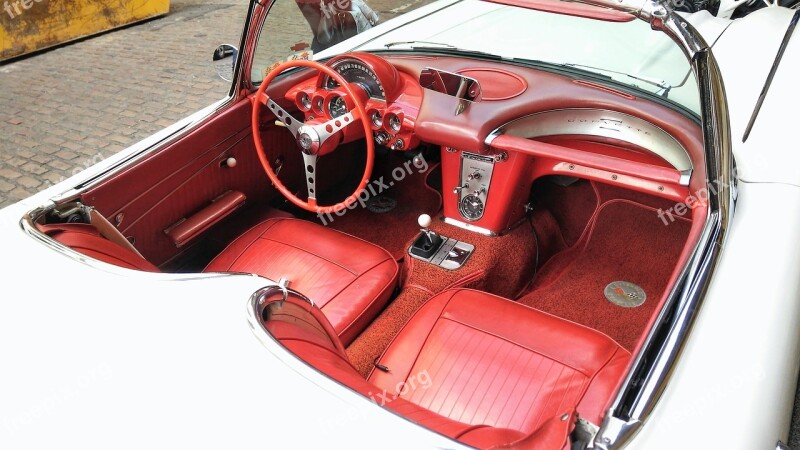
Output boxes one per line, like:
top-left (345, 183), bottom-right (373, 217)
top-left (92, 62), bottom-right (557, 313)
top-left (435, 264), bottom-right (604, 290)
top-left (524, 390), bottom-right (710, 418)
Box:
top-left (0, 0), bottom-right (170, 61)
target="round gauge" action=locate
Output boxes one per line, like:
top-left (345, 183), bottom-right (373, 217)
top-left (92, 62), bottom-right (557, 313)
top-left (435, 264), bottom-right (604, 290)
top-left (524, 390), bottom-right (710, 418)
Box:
top-left (298, 92), bottom-right (312, 111)
top-left (387, 114), bottom-right (402, 133)
top-left (328, 95), bottom-right (347, 118)
top-left (370, 110), bottom-right (383, 128)
top-left (313, 96), bottom-right (324, 114)
top-left (325, 60), bottom-right (385, 101)
top-left (459, 194), bottom-right (484, 221)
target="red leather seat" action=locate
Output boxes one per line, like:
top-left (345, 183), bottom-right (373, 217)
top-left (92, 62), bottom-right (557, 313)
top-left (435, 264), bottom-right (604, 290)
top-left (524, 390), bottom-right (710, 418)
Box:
top-left (43, 218), bottom-right (398, 346)
top-left (39, 223), bottom-right (160, 272)
top-left (266, 288), bottom-right (630, 449)
top-left (206, 218), bottom-right (398, 345)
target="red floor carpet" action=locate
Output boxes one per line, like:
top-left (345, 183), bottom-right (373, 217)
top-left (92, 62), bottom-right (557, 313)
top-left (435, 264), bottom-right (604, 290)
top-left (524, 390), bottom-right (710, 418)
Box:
top-left (519, 199), bottom-right (691, 350)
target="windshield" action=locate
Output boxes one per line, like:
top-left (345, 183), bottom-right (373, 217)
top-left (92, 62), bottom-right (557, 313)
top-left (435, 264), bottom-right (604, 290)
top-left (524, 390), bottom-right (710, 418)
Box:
top-left (251, 0), bottom-right (699, 114)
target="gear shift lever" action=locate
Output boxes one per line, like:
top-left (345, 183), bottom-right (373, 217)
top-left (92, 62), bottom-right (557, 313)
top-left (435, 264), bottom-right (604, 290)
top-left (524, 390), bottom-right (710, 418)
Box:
top-left (418, 214), bottom-right (436, 244)
top-left (410, 214), bottom-right (444, 258)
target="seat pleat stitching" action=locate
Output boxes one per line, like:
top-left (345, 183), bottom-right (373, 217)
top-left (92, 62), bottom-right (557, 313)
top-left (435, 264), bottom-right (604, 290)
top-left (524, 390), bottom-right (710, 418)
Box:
top-left (408, 320), bottom-right (464, 407)
top-left (511, 357), bottom-right (555, 432)
top-left (440, 316), bottom-right (595, 377)
top-left (504, 350), bottom-right (547, 431)
top-left (209, 219), bottom-right (278, 271)
top-left (446, 331), bottom-right (499, 423)
top-left (455, 336), bottom-right (507, 424)
top-left (233, 240), bottom-right (355, 308)
top-left (529, 363), bottom-right (570, 431)
top-left (438, 326), bottom-right (493, 419)
top-left (552, 370), bottom-right (585, 424)
top-left (223, 234), bottom-right (270, 272)
top-left (375, 291), bottom-right (459, 388)
top-left (261, 236), bottom-right (359, 276)
top-left (422, 323), bottom-right (474, 413)
top-left (491, 348), bottom-right (534, 428)
top-left (474, 344), bottom-right (527, 426)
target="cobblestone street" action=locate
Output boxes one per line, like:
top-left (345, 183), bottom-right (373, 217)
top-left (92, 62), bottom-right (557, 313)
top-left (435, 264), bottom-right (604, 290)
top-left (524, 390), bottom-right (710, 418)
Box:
top-left (0, 0), bottom-right (248, 208)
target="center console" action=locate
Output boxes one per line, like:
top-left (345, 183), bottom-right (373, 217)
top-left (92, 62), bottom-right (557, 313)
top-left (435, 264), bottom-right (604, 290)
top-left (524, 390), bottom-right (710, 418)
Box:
top-left (408, 214), bottom-right (474, 270)
top-left (441, 147), bottom-right (532, 235)
top-left (453, 152), bottom-right (497, 222)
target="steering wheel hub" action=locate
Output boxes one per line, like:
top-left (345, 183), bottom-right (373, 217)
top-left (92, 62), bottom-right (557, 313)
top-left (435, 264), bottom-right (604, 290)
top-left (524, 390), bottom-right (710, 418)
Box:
top-left (297, 127), bottom-right (318, 153)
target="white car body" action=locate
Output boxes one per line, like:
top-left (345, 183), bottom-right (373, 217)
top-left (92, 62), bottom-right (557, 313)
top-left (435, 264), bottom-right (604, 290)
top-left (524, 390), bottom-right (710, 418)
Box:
top-left (1, 2), bottom-right (799, 449)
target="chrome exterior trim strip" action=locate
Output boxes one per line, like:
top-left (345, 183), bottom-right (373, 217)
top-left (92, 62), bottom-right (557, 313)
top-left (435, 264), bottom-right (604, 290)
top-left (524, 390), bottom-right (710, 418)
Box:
top-left (743, 9), bottom-right (800, 142)
top-left (484, 108), bottom-right (693, 173)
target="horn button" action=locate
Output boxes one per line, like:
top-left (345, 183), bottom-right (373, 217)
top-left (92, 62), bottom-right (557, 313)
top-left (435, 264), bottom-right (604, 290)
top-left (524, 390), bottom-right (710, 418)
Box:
top-left (297, 125), bottom-right (320, 154)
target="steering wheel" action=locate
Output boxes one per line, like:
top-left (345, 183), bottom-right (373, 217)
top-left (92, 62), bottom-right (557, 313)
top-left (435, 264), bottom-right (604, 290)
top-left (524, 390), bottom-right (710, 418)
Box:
top-left (252, 60), bottom-right (375, 214)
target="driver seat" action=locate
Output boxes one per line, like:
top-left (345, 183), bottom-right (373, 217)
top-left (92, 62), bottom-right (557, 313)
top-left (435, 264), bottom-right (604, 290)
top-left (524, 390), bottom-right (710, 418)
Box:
top-left (205, 218), bottom-right (398, 345)
top-left (42, 217), bottom-right (398, 346)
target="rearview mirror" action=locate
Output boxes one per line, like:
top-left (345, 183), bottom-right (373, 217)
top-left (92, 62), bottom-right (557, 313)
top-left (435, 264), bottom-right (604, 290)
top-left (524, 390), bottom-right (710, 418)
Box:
top-left (212, 44), bottom-right (238, 82)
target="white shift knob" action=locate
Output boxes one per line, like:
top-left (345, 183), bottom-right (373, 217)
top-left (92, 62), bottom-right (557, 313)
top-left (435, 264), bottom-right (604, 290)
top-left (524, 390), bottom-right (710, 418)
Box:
top-left (418, 214), bottom-right (432, 228)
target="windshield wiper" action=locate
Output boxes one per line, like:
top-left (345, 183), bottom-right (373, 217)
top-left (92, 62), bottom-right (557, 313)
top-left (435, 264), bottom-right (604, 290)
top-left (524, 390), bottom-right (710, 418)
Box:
top-left (384, 40), bottom-right (458, 49)
top-left (562, 63), bottom-right (673, 97)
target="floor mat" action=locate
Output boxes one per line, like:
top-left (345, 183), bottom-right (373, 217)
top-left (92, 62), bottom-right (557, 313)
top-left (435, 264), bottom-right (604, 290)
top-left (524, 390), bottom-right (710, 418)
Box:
top-left (518, 200), bottom-right (691, 350)
top-left (311, 154), bottom-right (442, 260)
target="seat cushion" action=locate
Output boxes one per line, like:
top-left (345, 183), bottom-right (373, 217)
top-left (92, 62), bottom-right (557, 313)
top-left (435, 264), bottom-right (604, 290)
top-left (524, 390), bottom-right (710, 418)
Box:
top-left (368, 288), bottom-right (631, 434)
top-left (205, 218), bottom-right (398, 345)
top-left (263, 287), bottom-right (629, 449)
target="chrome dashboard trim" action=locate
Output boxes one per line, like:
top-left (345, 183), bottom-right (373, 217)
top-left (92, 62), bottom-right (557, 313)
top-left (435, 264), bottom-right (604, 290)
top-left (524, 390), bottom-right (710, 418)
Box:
top-left (442, 217), bottom-right (497, 236)
top-left (484, 108), bottom-right (694, 175)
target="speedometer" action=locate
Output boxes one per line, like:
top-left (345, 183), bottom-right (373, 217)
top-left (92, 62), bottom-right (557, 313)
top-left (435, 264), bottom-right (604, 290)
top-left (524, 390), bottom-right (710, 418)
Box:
top-left (325, 60), bottom-right (385, 101)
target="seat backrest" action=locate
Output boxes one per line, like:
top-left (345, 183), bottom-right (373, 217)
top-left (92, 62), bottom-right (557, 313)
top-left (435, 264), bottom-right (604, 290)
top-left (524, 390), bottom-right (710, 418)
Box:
top-left (38, 223), bottom-right (160, 272)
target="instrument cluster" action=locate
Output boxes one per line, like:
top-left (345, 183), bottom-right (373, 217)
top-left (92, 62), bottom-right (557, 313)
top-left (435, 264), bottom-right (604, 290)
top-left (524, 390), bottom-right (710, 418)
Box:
top-left (285, 53), bottom-right (422, 151)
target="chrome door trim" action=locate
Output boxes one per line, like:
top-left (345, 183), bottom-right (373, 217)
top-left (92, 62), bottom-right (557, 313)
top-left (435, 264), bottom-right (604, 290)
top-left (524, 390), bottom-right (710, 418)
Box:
top-left (581, 7), bottom-right (735, 445)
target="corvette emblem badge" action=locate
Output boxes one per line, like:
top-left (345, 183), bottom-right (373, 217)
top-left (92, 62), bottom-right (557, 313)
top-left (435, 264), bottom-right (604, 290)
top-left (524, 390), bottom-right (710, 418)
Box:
top-left (604, 281), bottom-right (646, 308)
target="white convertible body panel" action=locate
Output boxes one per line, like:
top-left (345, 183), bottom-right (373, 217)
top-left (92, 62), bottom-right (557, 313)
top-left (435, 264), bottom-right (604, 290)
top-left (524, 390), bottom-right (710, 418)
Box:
top-left (1, 3), bottom-right (799, 450)
top-left (623, 8), bottom-right (800, 448)
top-left (626, 181), bottom-right (800, 449)
top-left (0, 199), bottom-right (459, 449)
top-left (709, 6), bottom-right (800, 186)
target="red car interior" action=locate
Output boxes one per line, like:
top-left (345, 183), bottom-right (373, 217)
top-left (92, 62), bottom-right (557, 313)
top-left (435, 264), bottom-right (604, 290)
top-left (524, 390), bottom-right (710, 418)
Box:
top-left (263, 288), bottom-right (629, 449)
top-left (205, 218), bottom-right (398, 345)
top-left (35, 51), bottom-right (710, 448)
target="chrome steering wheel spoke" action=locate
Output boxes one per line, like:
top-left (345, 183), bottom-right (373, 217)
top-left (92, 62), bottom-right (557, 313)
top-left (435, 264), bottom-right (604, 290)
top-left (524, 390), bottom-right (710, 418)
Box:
top-left (261, 94), bottom-right (303, 138)
top-left (313, 111), bottom-right (358, 144)
top-left (301, 152), bottom-right (318, 201)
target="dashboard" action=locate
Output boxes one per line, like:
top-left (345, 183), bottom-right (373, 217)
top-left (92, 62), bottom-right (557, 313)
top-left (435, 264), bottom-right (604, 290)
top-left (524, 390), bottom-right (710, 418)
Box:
top-left (278, 52), bottom-right (704, 234)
